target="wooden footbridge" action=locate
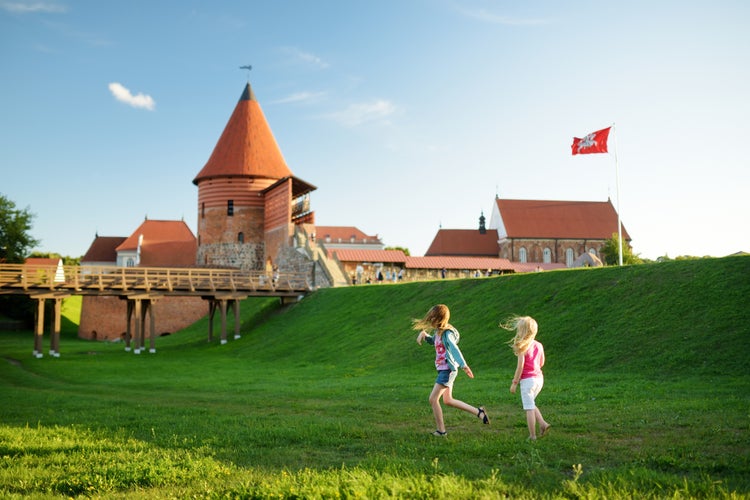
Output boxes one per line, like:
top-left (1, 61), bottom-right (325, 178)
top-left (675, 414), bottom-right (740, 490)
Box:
top-left (0, 263), bottom-right (314, 357)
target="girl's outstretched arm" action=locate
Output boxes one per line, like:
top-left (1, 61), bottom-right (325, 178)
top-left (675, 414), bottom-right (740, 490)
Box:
top-left (416, 330), bottom-right (434, 345)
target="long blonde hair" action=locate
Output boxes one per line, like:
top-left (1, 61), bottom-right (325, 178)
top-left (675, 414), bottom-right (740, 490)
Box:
top-left (412, 304), bottom-right (453, 332)
top-left (500, 315), bottom-right (538, 356)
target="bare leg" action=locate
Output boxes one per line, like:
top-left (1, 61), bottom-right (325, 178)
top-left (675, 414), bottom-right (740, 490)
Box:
top-left (525, 409), bottom-right (537, 439)
top-left (428, 384), bottom-right (447, 433)
top-left (536, 408), bottom-right (550, 436)
top-left (442, 386), bottom-right (480, 416)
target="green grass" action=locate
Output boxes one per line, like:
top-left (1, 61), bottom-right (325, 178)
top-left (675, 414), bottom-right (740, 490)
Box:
top-left (0, 256), bottom-right (748, 498)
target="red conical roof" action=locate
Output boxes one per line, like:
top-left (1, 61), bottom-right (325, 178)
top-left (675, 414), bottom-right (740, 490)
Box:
top-left (193, 83), bottom-right (293, 185)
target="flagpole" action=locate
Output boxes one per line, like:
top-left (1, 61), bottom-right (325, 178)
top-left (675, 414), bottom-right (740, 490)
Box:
top-left (612, 123), bottom-right (623, 266)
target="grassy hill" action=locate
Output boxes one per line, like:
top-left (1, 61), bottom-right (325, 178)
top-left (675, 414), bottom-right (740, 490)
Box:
top-left (0, 256), bottom-right (748, 498)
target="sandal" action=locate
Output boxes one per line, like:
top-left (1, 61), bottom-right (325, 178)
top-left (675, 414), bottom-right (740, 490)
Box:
top-left (477, 406), bottom-right (490, 425)
top-left (431, 429), bottom-right (447, 437)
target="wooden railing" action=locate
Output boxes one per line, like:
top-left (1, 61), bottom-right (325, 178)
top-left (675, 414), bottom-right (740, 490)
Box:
top-left (0, 264), bottom-right (312, 297)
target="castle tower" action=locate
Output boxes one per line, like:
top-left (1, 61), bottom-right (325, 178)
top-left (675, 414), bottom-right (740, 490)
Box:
top-left (193, 83), bottom-right (316, 270)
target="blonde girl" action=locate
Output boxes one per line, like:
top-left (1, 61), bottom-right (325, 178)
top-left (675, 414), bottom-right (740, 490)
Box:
top-left (414, 304), bottom-right (490, 436)
top-left (501, 315), bottom-right (550, 440)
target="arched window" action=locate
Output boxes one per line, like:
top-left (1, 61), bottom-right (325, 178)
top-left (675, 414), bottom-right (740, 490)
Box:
top-left (238, 232), bottom-right (244, 243)
top-left (543, 248), bottom-right (552, 263)
top-left (126, 258), bottom-right (135, 267)
top-left (519, 247), bottom-right (527, 263)
top-left (566, 248), bottom-right (574, 267)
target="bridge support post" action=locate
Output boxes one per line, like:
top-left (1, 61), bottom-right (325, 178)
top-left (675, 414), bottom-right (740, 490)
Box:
top-left (206, 296), bottom-right (243, 344)
top-left (31, 294), bottom-right (66, 358)
top-left (146, 300), bottom-right (156, 353)
top-left (133, 299), bottom-right (143, 354)
top-left (126, 297), bottom-right (157, 354)
top-left (50, 297), bottom-right (62, 357)
top-left (125, 301), bottom-right (133, 351)
top-left (207, 300), bottom-right (216, 342)
top-left (219, 299), bottom-right (228, 344)
top-left (33, 298), bottom-right (44, 358)
top-left (232, 299), bottom-right (241, 340)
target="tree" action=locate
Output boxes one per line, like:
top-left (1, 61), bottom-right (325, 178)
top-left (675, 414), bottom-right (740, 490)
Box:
top-left (601, 233), bottom-right (642, 266)
top-left (385, 246), bottom-right (410, 256)
top-left (0, 193), bottom-right (39, 264)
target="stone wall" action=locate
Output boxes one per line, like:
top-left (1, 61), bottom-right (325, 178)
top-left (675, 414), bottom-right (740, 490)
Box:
top-left (276, 245), bottom-right (329, 288)
top-left (197, 242), bottom-right (265, 270)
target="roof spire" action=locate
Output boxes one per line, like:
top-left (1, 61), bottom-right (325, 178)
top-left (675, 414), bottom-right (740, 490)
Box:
top-left (239, 64), bottom-right (252, 82)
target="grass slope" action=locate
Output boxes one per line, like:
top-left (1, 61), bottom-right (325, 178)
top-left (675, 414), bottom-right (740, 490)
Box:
top-left (0, 256), bottom-right (748, 498)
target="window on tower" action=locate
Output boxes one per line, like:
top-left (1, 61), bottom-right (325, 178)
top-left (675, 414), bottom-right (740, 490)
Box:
top-left (227, 200), bottom-right (234, 216)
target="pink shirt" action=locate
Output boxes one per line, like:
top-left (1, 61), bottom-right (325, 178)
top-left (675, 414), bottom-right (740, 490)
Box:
top-left (521, 340), bottom-right (544, 379)
top-left (434, 331), bottom-right (450, 370)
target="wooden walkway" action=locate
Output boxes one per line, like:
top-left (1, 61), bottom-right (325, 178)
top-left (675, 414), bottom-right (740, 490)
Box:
top-left (0, 264), bottom-right (313, 357)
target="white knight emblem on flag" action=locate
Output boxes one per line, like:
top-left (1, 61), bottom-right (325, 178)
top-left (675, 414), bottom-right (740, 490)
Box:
top-left (577, 133), bottom-right (597, 152)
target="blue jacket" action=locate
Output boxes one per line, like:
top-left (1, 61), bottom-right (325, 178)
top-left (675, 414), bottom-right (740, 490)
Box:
top-left (424, 327), bottom-right (467, 371)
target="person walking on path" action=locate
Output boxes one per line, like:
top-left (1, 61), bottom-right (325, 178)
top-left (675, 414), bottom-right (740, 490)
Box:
top-left (414, 304), bottom-right (490, 436)
top-left (502, 315), bottom-right (550, 440)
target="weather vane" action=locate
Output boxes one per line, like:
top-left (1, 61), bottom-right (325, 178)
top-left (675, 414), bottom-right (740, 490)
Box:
top-left (239, 64), bottom-right (252, 81)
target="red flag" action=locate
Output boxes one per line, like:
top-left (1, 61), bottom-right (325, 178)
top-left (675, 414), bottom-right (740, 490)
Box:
top-left (571, 127), bottom-right (611, 155)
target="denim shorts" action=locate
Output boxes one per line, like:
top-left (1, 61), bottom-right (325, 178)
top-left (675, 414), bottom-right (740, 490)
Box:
top-left (520, 376), bottom-right (544, 410)
top-left (435, 369), bottom-right (458, 387)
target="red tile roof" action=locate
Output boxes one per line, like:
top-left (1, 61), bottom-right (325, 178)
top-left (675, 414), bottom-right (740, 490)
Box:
top-left (138, 241), bottom-right (197, 267)
top-left (405, 256), bottom-right (515, 271)
top-left (193, 83), bottom-right (293, 184)
top-left (314, 226), bottom-right (381, 243)
top-left (496, 198), bottom-right (630, 240)
top-left (425, 229), bottom-right (498, 257)
top-left (116, 220), bottom-right (197, 267)
top-left (24, 257), bottom-right (61, 267)
top-left (330, 249), bottom-right (406, 263)
top-left (117, 220), bottom-right (195, 251)
top-left (81, 236), bottom-right (127, 263)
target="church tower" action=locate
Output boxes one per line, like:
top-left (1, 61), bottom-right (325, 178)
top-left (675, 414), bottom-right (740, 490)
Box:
top-left (193, 83), bottom-right (316, 270)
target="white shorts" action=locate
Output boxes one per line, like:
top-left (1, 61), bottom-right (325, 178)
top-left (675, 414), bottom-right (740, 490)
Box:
top-left (519, 376), bottom-right (544, 410)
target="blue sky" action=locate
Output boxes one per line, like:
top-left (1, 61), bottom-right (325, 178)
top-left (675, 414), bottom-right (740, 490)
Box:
top-left (1, 0), bottom-right (748, 260)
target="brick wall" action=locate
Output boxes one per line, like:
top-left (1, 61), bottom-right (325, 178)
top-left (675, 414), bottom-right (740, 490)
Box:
top-left (79, 295), bottom-right (207, 341)
top-left (499, 238), bottom-right (607, 264)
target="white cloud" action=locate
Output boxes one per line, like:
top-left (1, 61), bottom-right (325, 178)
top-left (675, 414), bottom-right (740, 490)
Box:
top-left (281, 47), bottom-right (330, 69)
top-left (326, 100), bottom-right (396, 127)
top-left (0, 1), bottom-right (66, 13)
top-left (273, 91), bottom-right (326, 105)
top-left (107, 82), bottom-right (155, 111)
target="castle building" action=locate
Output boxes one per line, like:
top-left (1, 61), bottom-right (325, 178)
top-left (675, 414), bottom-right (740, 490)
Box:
top-left (193, 83), bottom-right (316, 271)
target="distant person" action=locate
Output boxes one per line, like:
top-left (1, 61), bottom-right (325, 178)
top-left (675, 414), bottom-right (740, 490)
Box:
top-left (441, 268), bottom-right (447, 279)
top-left (413, 304), bottom-right (489, 436)
top-left (501, 315), bottom-right (550, 440)
top-left (356, 264), bottom-right (363, 284)
top-left (377, 269), bottom-right (384, 283)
